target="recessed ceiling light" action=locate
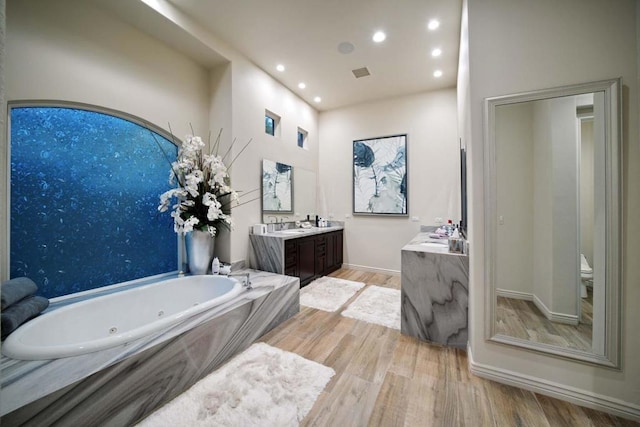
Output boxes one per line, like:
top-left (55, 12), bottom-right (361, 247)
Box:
top-left (298, 82), bottom-right (306, 89)
top-left (314, 96), bottom-right (322, 103)
top-left (372, 31), bottom-right (386, 43)
top-left (433, 70), bottom-right (443, 78)
top-left (428, 19), bottom-right (440, 30)
top-left (431, 48), bottom-right (442, 57)
top-left (276, 64), bottom-right (285, 72)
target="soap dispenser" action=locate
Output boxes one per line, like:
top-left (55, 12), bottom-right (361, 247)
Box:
top-left (211, 257), bottom-right (220, 274)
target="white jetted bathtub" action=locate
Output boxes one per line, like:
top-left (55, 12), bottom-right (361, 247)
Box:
top-left (2, 275), bottom-right (244, 361)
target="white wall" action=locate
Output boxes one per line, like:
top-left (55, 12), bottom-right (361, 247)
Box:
top-left (2, 0), bottom-right (212, 281)
top-left (531, 99), bottom-right (554, 308)
top-left (465, 0), bottom-right (640, 416)
top-left (0, 0), bottom-right (6, 282)
top-left (5, 0), bottom-right (210, 139)
top-left (133, 0), bottom-right (320, 265)
top-left (531, 97), bottom-right (580, 316)
top-left (4, 0), bottom-right (321, 267)
top-left (548, 98), bottom-right (579, 316)
top-left (495, 102), bottom-right (534, 295)
top-left (228, 54), bottom-right (319, 263)
top-left (580, 119), bottom-right (595, 265)
top-left (319, 89), bottom-right (459, 272)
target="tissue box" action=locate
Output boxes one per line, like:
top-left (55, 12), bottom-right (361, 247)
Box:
top-left (253, 224), bottom-right (267, 235)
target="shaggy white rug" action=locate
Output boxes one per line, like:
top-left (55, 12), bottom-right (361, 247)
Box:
top-left (137, 342), bottom-right (335, 427)
top-left (341, 285), bottom-right (401, 330)
top-left (300, 276), bottom-right (365, 312)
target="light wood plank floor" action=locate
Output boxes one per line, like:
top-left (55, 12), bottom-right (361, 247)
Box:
top-left (259, 268), bottom-right (637, 426)
top-left (496, 291), bottom-right (593, 352)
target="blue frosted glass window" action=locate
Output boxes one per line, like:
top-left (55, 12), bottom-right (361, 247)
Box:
top-left (10, 106), bottom-right (178, 299)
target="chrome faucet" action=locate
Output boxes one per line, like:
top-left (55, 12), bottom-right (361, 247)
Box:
top-left (227, 272), bottom-right (252, 290)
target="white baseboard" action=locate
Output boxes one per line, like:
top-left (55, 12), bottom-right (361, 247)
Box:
top-left (467, 345), bottom-right (640, 422)
top-left (496, 289), bottom-right (533, 301)
top-left (496, 289), bottom-right (579, 326)
top-left (341, 263), bottom-right (400, 276)
top-left (532, 295), bottom-right (579, 326)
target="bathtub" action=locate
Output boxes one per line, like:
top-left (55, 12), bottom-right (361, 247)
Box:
top-left (2, 275), bottom-right (244, 361)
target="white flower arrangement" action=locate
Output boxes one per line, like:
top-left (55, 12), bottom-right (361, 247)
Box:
top-left (158, 134), bottom-right (242, 236)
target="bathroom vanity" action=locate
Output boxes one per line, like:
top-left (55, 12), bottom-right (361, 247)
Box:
top-left (401, 229), bottom-right (469, 349)
top-left (249, 226), bottom-right (344, 286)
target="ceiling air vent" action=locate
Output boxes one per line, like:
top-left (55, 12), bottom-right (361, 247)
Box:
top-left (352, 67), bottom-right (371, 78)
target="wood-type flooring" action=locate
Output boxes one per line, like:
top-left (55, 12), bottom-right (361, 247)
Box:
top-left (260, 268), bottom-right (637, 426)
top-left (496, 289), bottom-right (593, 351)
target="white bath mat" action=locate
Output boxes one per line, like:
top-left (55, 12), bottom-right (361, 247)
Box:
top-left (300, 276), bottom-right (365, 312)
top-left (137, 342), bottom-right (334, 427)
top-left (341, 285), bottom-right (401, 330)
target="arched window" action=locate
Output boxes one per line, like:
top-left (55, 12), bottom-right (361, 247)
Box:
top-left (9, 104), bottom-right (178, 298)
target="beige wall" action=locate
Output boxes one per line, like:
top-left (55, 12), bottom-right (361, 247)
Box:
top-left (465, 0), bottom-right (639, 416)
top-left (2, 0), bottom-right (212, 281)
top-left (228, 54), bottom-right (319, 263)
top-left (495, 102), bottom-right (534, 295)
top-left (580, 120), bottom-right (595, 265)
top-left (3, 0), bottom-right (320, 268)
top-left (135, 0), bottom-right (320, 265)
top-left (5, 0), bottom-right (210, 139)
top-left (319, 89), bottom-right (459, 272)
top-left (0, 0), bottom-right (6, 282)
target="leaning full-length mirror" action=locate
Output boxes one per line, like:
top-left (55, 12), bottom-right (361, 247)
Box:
top-left (484, 79), bottom-right (622, 367)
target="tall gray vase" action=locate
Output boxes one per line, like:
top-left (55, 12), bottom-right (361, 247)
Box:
top-left (185, 230), bottom-right (215, 275)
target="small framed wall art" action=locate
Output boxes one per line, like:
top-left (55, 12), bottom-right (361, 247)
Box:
top-left (262, 159), bottom-right (293, 213)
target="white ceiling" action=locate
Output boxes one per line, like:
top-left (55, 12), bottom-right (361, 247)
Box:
top-left (167, 0), bottom-right (462, 111)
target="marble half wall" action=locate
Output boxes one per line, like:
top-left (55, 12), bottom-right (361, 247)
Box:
top-left (401, 249), bottom-right (469, 349)
top-left (1, 271), bottom-right (299, 426)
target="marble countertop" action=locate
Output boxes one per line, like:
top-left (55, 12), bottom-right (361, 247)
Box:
top-left (255, 225), bottom-right (344, 240)
top-left (402, 231), bottom-right (467, 256)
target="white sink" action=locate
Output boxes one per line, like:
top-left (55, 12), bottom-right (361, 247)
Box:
top-left (278, 229), bottom-right (312, 235)
top-left (420, 241), bottom-right (448, 248)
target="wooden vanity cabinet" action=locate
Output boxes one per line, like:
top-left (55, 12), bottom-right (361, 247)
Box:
top-left (284, 230), bottom-right (343, 287)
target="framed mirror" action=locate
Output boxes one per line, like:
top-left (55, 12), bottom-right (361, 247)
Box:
top-left (484, 79), bottom-right (622, 368)
top-left (261, 159), bottom-right (293, 214)
top-left (261, 165), bottom-right (317, 223)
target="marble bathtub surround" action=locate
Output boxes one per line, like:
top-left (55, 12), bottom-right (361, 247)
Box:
top-left (0, 269), bottom-right (299, 426)
top-left (137, 342), bottom-right (335, 426)
top-left (300, 276), bottom-right (365, 312)
top-left (401, 231), bottom-right (469, 349)
top-left (341, 285), bottom-right (401, 330)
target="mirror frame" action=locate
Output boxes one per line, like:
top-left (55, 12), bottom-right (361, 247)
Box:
top-left (483, 78), bottom-right (622, 368)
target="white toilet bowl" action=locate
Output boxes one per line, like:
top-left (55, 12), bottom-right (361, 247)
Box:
top-left (580, 254), bottom-right (593, 299)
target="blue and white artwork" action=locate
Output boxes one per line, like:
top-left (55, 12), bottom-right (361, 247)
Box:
top-left (262, 159), bottom-right (293, 212)
top-left (353, 134), bottom-right (407, 215)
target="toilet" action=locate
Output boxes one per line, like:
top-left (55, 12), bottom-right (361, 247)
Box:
top-left (580, 253), bottom-right (593, 299)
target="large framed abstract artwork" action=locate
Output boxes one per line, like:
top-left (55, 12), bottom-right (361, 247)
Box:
top-left (262, 159), bottom-right (293, 213)
top-left (353, 134), bottom-right (407, 215)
